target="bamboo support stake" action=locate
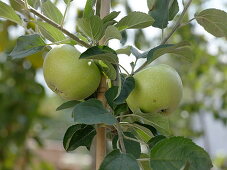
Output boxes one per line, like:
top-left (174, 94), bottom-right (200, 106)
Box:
top-left (96, 0), bottom-right (111, 169)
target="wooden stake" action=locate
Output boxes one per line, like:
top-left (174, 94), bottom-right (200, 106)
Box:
top-left (95, 1), bottom-right (111, 169)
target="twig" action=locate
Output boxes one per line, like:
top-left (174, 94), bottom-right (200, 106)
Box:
top-left (179, 17), bottom-right (195, 28)
top-left (134, 0), bottom-right (193, 73)
top-left (160, 0), bottom-right (193, 45)
top-left (61, 0), bottom-right (71, 27)
top-left (118, 64), bottom-right (130, 75)
top-left (15, 0), bottom-right (91, 48)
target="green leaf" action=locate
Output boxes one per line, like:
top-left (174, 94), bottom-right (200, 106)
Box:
top-left (102, 25), bottom-right (122, 43)
top-left (148, 0), bottom-right (169, 29)
top-left (135, 122), bottom-right (158, 136)
top-left (147, 135), bottom-right (166, 149)
top-left (42, 0), bottom-right (63, 25)
top-left (129, 123), bottom-right (154, 142)
top-left (63, 124), bottom-right (96, 151)
top-left (195, 8), bottom-right (227, 37)
top-left (73, 99), bottom-right (117, 125)
top-left (112, 132), bottom-right (141, 159)
top-left (168, 0), bottom-right (179, 21)
top-left (27, 0), bottom-right (40, 9)
top-left (105, 86), bottom-right (118, 109)
top-left (56, 100), bottom-right (80, 111)
top-left (134, 110), bottom-right (171, 136)
top-left (83, 0), bottom-right (95, 18)
top-left (97, 61), bottom-right (117, 80)
top-left (103, 11), bottom-right (120, 23)
top-left (0, 1), bottom-right (22, 25)
top-left (114, 76), bottom-right (135, 104)
top-left (116, 46), bottom-right (131, 56)
top-left (10, 34), bottom-right (45, 59)
top-left (80, 46), bottom-right (119, 64)
top-left (150, 137), bottom-right (213, 170)
top-left (36, 21), bottom-right (66, 42)
top-left (145, 42), bottom-right (192, 64)
top-left (99, 150), bottom-right (140, 170)
top-left (139, 153), bottom-right (151, 170)
top-left (64, 0), bottom-right (73, 4)
top-left (77, 15), bottom-right (104, 41)
top-left (116, 12), bottom-right (154, 31)
top-left (147, 0), bottom-right (155, 11)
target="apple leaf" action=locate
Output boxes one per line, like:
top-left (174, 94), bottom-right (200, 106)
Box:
top-left (36, 21), bottom-right (67, 42)
top-left (148, 0), bottom-right (178, 29)
top-left (102, 25), bottom-right (122, 44)
top-left (80, 45), bottom-right (119, 64)
top-left (127, 123), bottom-right (154, 142)
top-left (147, 135), bottom-right (166, 149)
top-left (139, 153), bottom-right (151, 170)
top-left (147, 0), bottom-right (155, 11)
top-left (150, 137), bottom-right (213, 170)
top-left (0, 1), bottom-right (22, 25)
top-left (149, 0), bottom-right (169, 29)
top-left (56, 100), bottom-right (80, 111)
top-left (64, 0), bottom-right (73, 4)
top-left (42, 0), bottom-right (63, 25)
top-left (83, 0), bottom-right (95, 18)
top-left (114, 76), bottom-right (135, 104)
top-left (169, 0), bottom-right (179, 21)
top-left (112, 132), bottom-right (141, 159)
top-left (195, 8), bottom-right (227, 38)
top-left (10, 34), bottom-right (46, 59)
top-left (63, 124), bottom-right (96, 151)
top-left (96, 60), bottom-right (117, 80)
top-left (27, 0), bottom-right (40, 9)
top-left (103, 11), bottom-right (120, 23)
top-left (134, 110), bottom-right (171, 136)
top-left (99, 150), bottom-right (140, 170)
top-left (135, 122), bottom-right (158, 136)
top-left (77, 15), bottom-right (104, 41)
top-left (73, 99), bottom-right (117, 125)
top-left (105, 86), bottom-right (118, 109)
top-left (116, 46), bottom-right (132, 56)
top-left (116, 12), bottom-right (154, 31)
top-left (144, 42), bottom-right (192, 64)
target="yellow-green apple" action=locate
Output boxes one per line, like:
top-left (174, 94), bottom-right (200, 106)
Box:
top-left (126, 64), bottom-right (183, 114)
top-left (43, 44), bottom-right (101, 100)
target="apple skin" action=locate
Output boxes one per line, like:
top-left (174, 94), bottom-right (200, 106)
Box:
top-left (43, 44), bottom-right (101, 100)
top-left (126, 64), bottom-right (183, 114)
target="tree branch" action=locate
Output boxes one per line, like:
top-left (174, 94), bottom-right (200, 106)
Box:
top-left (134, 0), bottom-right (193, 73)
top-left (15, 0), bottom-right (91, 48)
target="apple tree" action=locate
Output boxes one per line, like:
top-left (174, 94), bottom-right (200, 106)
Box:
top-left (0, 0), bottom-right (227, 169)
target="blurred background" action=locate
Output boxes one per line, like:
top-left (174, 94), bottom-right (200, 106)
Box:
top-left (0, 0), bottom-right (227, 169)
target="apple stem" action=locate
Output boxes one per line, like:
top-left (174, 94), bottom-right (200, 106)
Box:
top-left (95, 1), bottom-right (111, 169)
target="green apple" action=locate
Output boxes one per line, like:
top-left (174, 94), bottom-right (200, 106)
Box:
top-left (126, 64), bottom-right (183, 114)
top-left (43, 44), bottom-right (101, 100)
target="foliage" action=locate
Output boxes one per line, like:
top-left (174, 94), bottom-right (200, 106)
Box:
top-left (0, 0), bottom-right (226, 169)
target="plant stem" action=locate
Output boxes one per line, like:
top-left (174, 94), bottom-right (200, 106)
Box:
top-left (134, 0), bottom-right (193, 73)
top-left (15, 0), bottom-right (91, 48)
top-left (95, 1), bottom-right (111, 169)
top-left (118, 64), bottom-right (130, 75)
top-left (61, 0), bottom-right (71, 27)
top-left (160, 0), bottom-right (193, 45)
top-left (179, 17), bottom-right (195, 28)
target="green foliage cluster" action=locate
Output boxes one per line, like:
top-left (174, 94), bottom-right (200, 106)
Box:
top-left (0, 0), bottom-right (226, 169)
